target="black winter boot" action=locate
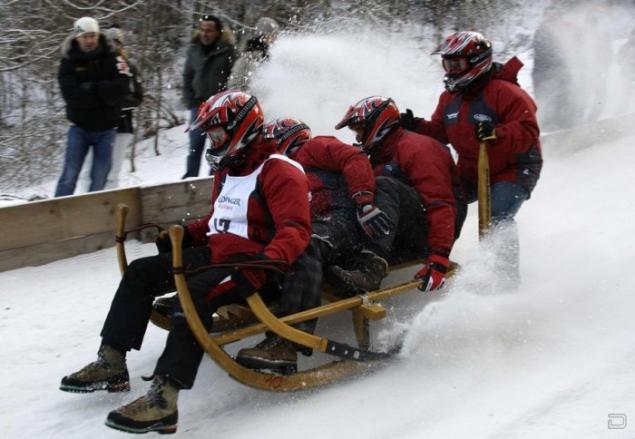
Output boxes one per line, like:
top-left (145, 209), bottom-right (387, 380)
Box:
top-left (328, 250), bottom-right (388, 297)
top-left (105, 375), bottom-right (179, 435)
top-left (60, 344), bottom-right (129, 393)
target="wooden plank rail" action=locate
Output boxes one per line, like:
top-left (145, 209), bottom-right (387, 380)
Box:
top-left (0, 177), bottom-right (213, 272)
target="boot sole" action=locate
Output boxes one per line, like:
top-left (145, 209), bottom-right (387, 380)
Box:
top-left (60, 380), bottom-right (130, 393)
top-left (235, 356), bottom-right (297, 375)
top-left (105, 418), bottom-right (176, 435)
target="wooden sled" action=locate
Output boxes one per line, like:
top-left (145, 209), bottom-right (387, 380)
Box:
top-left (115, 203), bottom-right (457, 391)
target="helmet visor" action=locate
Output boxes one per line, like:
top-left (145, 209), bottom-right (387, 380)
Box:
top-left (206, 126), bottom-right (229, 150)
top-left (442, 57), bottom-right (469, 75)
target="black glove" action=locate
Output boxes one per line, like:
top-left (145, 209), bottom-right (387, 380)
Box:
top-left (400, 108), bottom-right (417, 131)
top-left (357, 204), bottom-right (394, 239)
top-left (80, 82), bottom-right (96, 93)
top-left (155, 229), bottom-right (193, 253)
top-left (475, 121), bottom-right (497, 142)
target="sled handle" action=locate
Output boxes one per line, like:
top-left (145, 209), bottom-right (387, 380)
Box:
top-left (478, 142), bottom-right (492, 239)
top-left (115, 204), bottom-right (129, 275)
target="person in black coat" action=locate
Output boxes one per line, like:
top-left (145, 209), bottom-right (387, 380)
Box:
top-left (54, 17), bottom-right (130, 197)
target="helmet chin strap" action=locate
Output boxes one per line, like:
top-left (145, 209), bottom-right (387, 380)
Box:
top-left (218, 152), bottom-right (246, 171)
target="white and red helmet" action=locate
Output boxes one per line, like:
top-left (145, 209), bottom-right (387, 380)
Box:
top-left (433, 31), bottom-right (493, 92)
top-left (189, 90), bottom-right (264, 169)
top-left (334, 96), bottom-right (400, 153)
top-left (263, 118), bottom-right (312, 157)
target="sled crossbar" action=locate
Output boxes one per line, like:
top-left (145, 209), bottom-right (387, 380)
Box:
top-left (213, 278), bottom-right (423, 346)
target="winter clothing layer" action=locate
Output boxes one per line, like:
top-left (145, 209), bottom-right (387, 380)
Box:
top-left (412, 57), bottom-right (542, 195)
top-left (58, 34), bottom-right (130, 131)
top-left (370, 127), bottom-right (458, 258)
top-left (185, 139), bottom-right (312, 269)
top-left (182, 35), bottom-right (235, 108)
top-left (293, 136), bottom-right (376, 217)
top-left (371, 176), bottom-right (428, 263)
top-left (54, 125), bottom-right (116, 196)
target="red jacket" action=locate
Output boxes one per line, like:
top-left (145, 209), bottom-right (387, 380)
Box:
top-left (413, 57), bottom-right (542, 194)
top-left (185, 139), bottom-right (312, 267)
top-left (372, 127), bottom-right (458, 257)
top-left (291, 136), bottom-right (376, 216)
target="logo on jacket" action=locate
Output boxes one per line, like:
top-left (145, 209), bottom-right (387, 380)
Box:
top-left (473, 113), bottom-right (492, 122)
top-left (446, 111), bottom-right (459, 120)
top-left (218, 196), bottom-right (241, 206)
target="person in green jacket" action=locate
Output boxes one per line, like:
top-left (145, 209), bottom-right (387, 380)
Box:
top-left (182, 15), bottom-right (235, 178)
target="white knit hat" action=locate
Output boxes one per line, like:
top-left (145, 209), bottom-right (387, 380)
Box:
top-left (73, 17), bottom-right (99, 37)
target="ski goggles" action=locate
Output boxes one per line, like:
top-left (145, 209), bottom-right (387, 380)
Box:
top-left (442, 56), bottom-right (469, 75)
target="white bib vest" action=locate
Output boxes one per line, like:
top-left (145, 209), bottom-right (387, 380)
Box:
top-left (208, 154), bottom-right (304, 239)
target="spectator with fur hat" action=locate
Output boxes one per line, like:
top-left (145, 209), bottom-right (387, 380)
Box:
top-left (55, 17), bottom-right (130, 197)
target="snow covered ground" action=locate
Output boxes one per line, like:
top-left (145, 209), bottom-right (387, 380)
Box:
top-left (2, 128), bottom-right (635, 439)
top-left (2, 18), bottom-right (635, 439)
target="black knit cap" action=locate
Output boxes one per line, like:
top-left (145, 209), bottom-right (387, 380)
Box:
top-left (199, 14), bottom-right (223, 31)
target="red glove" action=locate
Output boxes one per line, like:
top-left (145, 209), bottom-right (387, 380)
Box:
top-left (206, 268), bottom-right (267, 302)
top-left (415, 254), bottom-right (449, 292)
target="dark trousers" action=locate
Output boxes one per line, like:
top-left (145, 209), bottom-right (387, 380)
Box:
top-left (370, 176), bottom-right (429, 263)
top-left (182, 108), bottom-right (210, 178)
top-left (100, 246), bottom-right (243, 389)
top-left (277, 239), bottom-right (323, 334)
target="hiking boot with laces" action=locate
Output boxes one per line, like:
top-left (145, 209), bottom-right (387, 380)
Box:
top-left (60, 344), bottom-right (129, 393)
top-left (235, 334), bottom-right (297, 374)
top-left (105, 375), bottom-right (179, 435)
top-left (328, 250), bottom-right (388, 297)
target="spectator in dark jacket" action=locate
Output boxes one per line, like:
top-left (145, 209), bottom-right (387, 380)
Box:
top-left (182, 15), bottom-right (235, 178)
top-left (54, 17), bottom-right (130, 197)
top-left (103, 26), bottom-right (143, 189)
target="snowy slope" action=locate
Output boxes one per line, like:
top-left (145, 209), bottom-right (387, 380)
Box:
top-left (2, 131), bottom-right (635, 439)
top-left (2, 20), bottom-right (635, 439)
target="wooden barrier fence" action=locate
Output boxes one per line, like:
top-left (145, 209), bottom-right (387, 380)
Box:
top-left (0, 177), bottom-right (213, 272)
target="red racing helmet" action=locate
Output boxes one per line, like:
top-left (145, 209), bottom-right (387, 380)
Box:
top-left (334, 96), bottom-right (399, 153)
top-left (433, 31), bottom-right (493, 92)
top-left (263, 118), bottom-right (312, 157)
top-left (189, 90), bottom-right (264, 169)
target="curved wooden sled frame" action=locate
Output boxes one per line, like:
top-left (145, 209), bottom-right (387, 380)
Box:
top-left (114, 204), bottom-right (457, 391)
